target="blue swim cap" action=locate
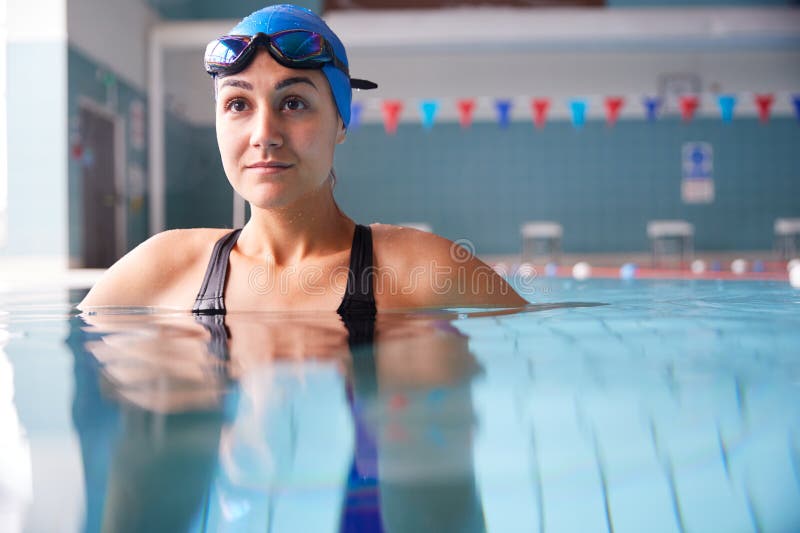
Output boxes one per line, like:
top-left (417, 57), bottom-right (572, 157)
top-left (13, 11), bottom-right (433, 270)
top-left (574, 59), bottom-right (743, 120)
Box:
top-left (228, 4), bottom-right (370, 128)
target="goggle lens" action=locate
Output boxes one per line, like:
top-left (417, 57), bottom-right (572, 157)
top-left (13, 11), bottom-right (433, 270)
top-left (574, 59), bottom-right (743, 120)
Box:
top-left (204, 37), bottom-right (251, 67)
top-left (205, 30), bottom-right (334, 74)
top-left (271, 31), bottom-right (325, 61)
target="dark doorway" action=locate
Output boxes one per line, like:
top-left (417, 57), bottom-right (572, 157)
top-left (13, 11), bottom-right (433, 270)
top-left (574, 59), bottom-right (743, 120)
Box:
top-left (80, 105), bottom-right (119, 268)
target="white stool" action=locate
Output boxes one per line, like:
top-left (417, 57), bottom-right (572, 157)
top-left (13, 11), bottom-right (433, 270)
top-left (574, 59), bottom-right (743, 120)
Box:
top-left (775, 218), bottom-right (800, 260)
top-left (521, 221), bottom-right (563, 263)
top-left (398, 222), bottom-right (432, 233)
top-left (647, 220), bottom-right (694, 267)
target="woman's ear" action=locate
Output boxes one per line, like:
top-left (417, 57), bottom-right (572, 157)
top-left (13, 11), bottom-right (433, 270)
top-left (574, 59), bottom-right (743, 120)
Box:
top-left (335, 117), bottom-right (346, 145)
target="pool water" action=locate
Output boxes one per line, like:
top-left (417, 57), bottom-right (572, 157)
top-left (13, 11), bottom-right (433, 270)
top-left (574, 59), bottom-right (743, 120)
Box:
top-left (1, 279), bottom-right (799, 533)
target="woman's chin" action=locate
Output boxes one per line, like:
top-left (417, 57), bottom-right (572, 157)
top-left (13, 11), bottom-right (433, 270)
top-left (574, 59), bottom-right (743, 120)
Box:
top-left (248, 189), bottom-right (313, 212)
top-left (239, 178), bottom-right (330, 212)
top-left (239, 182), bottom-right (295, 209)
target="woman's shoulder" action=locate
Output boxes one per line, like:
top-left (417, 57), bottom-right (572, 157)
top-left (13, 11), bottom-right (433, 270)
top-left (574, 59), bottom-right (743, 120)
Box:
top-left (369, 223), bottom-right (479, 266)
top-left (369, 223), bottom-right (528, 309)
top-left (119, 227), bottom-right (235, 270)
top-left (78, 227), bottom-right (236, 310)
top-left (140, 227), bottom-right (234, 254)
top-left (369, 222), bottom-right (447, 251)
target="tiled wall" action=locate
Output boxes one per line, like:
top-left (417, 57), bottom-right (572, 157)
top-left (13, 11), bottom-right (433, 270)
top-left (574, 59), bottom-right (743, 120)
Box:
top-left (165, 117), bottom-right (231, 230)
top-left (331, 118), bottom-right (800, 254)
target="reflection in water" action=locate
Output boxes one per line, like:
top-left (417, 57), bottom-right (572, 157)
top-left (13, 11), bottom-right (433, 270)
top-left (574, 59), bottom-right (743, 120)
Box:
top-left (69, 318), bottom-right (225, 533)
top-left (69, 304), bottom-right (556, 532)
top-left (54, 292), bottom-right (800, 532)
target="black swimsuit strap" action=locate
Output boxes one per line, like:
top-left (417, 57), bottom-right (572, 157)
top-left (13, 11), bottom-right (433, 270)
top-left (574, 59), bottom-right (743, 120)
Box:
top-left (337, 224), bottom-right (377, 318)
top-left (192, 228), bottom-right (242, 315)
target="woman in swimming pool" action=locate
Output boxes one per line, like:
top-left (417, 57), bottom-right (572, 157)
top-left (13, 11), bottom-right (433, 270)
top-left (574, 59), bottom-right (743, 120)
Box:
top-left (79, 4), bottom-right (527, 314)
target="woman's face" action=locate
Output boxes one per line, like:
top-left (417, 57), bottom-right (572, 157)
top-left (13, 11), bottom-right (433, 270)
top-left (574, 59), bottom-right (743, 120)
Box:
top-left (215, 49), bottom-right (346, 210)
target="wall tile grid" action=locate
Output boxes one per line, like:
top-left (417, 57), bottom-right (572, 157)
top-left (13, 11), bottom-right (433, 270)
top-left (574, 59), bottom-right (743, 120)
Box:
top-left (332, 118), bottom-right (800, 254)
top-left (165, 118), bottom-right (231, 230)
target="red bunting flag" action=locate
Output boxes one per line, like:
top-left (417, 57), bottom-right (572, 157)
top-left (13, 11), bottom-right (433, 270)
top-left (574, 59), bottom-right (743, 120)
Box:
top-left (456, 99), bottom-right (476, 129)
top-left (679, 95), bottom-right (699, 123)
top-left (531, 98), bottom-right (550, 129)
top-left (381, 100), bottom-right (403, 135)
top-left (754, 94), bottom-right (774, 123)
top-left (604, 97), bottom-right (625, 127)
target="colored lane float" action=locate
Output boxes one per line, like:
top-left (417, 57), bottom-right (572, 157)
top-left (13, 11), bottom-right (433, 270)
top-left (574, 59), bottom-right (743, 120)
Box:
top-left (492, 258), bottom-right (800, 287)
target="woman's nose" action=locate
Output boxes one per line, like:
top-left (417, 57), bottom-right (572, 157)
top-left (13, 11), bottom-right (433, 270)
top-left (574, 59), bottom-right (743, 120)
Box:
top-left (250, 107), bottom-right (283, 149)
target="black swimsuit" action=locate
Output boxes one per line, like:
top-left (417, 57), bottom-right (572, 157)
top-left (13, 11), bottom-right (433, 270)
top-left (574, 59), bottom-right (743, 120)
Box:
top-left (192, 223), bottom-right (377, 317)
top-left (192, 224), bottom-right (377, 352)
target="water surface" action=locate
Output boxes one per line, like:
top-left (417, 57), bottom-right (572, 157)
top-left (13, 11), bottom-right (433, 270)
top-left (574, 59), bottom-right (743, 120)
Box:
top-left (2, 279), bottom-right (799, 532)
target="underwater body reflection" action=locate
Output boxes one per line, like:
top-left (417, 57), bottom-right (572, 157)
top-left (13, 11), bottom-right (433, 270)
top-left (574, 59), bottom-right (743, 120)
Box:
top-left (70, 306), bottom-right (554, 533)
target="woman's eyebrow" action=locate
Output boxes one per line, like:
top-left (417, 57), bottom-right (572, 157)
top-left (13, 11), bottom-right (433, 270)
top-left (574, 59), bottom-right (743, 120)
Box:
top-left (275, 76), bottom-right (317, 91)
top-left (219, 79), bottom-right (253, 91)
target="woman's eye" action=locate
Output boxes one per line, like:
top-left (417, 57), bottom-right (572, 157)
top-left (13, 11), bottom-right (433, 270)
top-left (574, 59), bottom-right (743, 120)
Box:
top-left (224, 98), bottom-right (248, 112)
top-left (283, 97), bottom-right (307, 111)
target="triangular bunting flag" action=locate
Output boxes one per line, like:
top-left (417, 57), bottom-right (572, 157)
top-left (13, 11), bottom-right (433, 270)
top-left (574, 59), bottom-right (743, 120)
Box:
top-left (792, 94), bottom-right (800, 121)
top-left (456, 99), bottom-right (476, 129)
top-left (643, 97), bottom-right (661, 122)
top-left (569, 99), bottom-right (587, 129)
top-left (495, 99), bottom-right (513, 129)
top-left (419, 100), bottom-right (439, 130)
top-left (754, 94), bottom-right (774, 123)
top-left (604, 96), bottom-right (625, 127)
top-left (531, 98), bottom-right (550, 129)
top-left (349, 102), bottom-right (363, 130)
top-left (381, 100), bottom-right (403, 135)
top-left (717, 94), bottom-right (736, 123)
top-left (679, 95), bottom-right (699, 123)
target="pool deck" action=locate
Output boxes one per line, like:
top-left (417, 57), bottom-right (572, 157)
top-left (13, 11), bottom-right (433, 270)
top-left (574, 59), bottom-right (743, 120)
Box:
top-left (0, 257), bottom-right (104, 292)
top-left (482, 250), bottom-right (793, 281)
top-left (0, 250), bottom-right (793, 293)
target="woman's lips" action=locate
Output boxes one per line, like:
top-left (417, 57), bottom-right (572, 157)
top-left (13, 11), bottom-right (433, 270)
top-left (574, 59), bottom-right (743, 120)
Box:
top-left (246, 161), bottom-right (293, 174)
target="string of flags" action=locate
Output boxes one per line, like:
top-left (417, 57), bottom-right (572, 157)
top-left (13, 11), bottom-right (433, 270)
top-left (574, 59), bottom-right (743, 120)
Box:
top-left (350, 93), bottom-right (800, 134)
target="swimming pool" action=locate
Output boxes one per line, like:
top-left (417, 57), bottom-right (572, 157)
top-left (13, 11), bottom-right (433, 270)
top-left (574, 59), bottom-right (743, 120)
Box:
top-left (1, 278), bottom-right (799, 532)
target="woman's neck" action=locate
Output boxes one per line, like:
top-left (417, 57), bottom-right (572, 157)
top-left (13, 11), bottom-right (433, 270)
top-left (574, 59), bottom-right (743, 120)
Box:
top-left (237, 184), bottom-right (354, 266)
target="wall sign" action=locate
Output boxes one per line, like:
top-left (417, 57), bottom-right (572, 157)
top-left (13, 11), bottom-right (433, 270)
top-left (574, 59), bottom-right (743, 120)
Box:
top-left (681, 142), bottom-right (714, 204)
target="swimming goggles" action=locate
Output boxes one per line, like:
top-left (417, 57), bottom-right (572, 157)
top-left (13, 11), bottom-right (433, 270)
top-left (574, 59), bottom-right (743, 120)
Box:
top-left (204, 30), bottom-right (377, 89)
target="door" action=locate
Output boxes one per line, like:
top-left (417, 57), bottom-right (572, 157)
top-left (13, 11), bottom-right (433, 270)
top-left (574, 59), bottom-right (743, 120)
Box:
top-left (80, 107), bottom-right (118, 268)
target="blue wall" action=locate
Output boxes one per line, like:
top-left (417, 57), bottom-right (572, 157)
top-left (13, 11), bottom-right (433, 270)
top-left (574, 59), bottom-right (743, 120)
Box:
top-left (165, 116), bottom-right (231, 229)
top-left (333, 118), bottom-right (800, 254)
